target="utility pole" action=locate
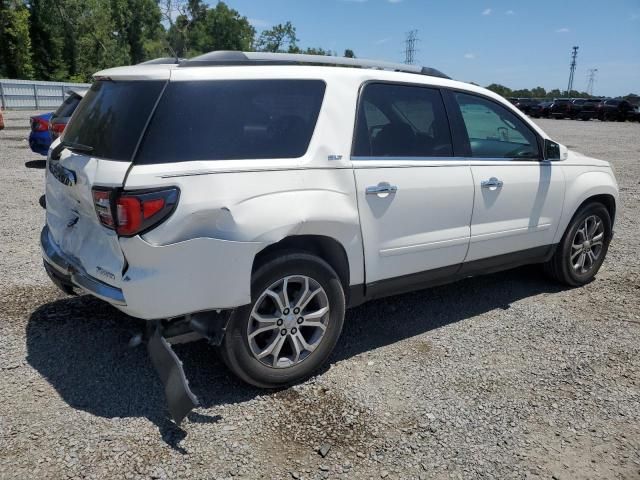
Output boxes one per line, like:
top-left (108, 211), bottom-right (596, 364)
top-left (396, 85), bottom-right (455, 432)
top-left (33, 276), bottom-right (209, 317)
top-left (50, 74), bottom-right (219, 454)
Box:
top-left (403, 30), bottom-right (419, 65)
top-left (586, 68), bottom-right (598, 96)
top-left (566, 46), bottom-right (579, 96)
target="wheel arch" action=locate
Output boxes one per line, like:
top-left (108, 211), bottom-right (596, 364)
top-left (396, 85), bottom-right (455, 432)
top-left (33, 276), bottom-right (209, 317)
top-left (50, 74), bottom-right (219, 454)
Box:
top-left (252, 235), bottom-right (352, 296)
top-left (554, 170), bottom-right (618, 244)
top-left (575, 193), bottom-right (616, 225)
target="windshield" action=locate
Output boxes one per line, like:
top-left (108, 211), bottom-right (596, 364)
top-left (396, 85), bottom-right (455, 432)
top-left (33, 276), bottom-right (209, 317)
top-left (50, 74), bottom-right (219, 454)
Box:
top-left (62, 80), bottom-right (165, 161)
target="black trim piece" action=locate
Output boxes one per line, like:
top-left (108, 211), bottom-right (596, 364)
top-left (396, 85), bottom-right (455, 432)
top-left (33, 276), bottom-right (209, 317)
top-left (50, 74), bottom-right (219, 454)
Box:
top-left (367, 264), bottom-right (461, 301)
top-left (441, 89), bottom-right (472, 157)
top-left (347, 284), bottom-right (367, 308)
top-left (458, 244), bottom-right (555, 276)
top-left (351, 244), bottom-right (557, 306)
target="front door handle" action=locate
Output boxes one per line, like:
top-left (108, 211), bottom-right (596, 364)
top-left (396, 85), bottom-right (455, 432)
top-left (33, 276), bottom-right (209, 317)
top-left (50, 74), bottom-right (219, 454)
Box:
top-left (481, 177), bottom-right (504, 189)
top-left (366, 182), bottom-right (398, 197)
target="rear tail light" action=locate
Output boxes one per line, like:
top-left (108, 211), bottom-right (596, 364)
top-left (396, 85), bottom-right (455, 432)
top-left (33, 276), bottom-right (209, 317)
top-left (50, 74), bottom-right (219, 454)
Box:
top-left (91, 187), bottom-right (179, 237)
top-left (30, 117), bottom-right (49, 132)
top-left (50, 122), bottom-right (66, 139)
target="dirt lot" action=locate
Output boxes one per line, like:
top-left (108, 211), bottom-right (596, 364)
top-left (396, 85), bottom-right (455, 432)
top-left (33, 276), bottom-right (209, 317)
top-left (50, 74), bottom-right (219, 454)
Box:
top-left (0, 111), bottom-right (639, 480)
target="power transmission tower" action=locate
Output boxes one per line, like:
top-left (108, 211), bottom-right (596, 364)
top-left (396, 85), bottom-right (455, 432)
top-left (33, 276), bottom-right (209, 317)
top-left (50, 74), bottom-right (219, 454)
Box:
top-left (586, 68), bottom-right (598, 96)
top-left (403, 30), bottom-right (419, 65)
top-left (566, 46), bottom-right (579, 95)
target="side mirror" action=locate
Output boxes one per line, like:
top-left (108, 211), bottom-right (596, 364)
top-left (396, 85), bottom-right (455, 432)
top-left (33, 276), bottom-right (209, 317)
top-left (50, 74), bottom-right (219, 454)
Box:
top-left (544, 139), bottom-right (568, 161)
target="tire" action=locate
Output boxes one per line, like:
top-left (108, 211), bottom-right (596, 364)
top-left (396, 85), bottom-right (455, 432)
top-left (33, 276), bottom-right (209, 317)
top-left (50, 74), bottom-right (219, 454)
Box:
top-left (544, 202), bottom-right (612, 286)
top-left (220, 252), bottom-right (345, 388)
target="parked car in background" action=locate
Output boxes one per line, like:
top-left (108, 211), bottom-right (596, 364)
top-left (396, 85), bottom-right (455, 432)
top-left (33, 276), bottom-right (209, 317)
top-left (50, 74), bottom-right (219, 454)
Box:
top-left (49, 88), bottom-right (86, 140)
top-left (29, 112), bottom-right (54, 155)
top-left (529, 101), bottom-right (552, 118)
top-left (629, 105), bottom-right (640, 122)
top-left (28, 88), bottom-right (86, 156)
top-left (596, 99), bottom-right (634, 121)
top-left (41, 51), bottom-right (619, 422)
top-left (549, 98), bottom-right (572, 119)
top-left (567, 98), bottom-right (600, 121)
top-left (512, 98), bottom-right (538, 115)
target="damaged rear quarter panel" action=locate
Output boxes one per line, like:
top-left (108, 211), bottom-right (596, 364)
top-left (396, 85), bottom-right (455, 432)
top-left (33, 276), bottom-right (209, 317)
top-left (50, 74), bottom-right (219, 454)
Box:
top-left (120, 163), bottom-right (363, 317)
top-left (118, 234), bottom-right (263, 319)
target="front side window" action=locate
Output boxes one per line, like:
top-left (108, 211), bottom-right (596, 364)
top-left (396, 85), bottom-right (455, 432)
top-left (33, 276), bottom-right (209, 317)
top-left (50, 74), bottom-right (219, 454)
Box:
top-left (353, 83), bottom-right (453, 157)
top-left (455, 93), bottom-right (539, 159)
top-left (136, 79), bottom-right (326, 164)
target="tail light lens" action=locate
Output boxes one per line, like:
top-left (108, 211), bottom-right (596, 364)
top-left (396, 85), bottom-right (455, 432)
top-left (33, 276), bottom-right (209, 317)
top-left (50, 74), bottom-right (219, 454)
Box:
top-left (91, 187), bottom-right (179, 237)
top-left (30, 117), bottom-right (49, 132)
top-left (50, 122), bottom-right (66, 139)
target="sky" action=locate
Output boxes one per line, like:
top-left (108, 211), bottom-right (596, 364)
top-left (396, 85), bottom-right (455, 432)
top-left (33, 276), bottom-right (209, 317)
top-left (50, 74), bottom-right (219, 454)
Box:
top-left (217, 0), bottom-right (640, 97)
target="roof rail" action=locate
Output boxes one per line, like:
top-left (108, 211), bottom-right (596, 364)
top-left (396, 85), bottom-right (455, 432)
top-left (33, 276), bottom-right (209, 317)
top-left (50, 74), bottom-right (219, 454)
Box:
top-left (178, 51), bottom-right (450, 79)
top-left (137, 57), bottom-right (184, 65)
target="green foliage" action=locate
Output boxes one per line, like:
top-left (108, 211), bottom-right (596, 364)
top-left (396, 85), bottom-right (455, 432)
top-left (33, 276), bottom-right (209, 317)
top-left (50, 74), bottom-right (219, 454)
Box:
top-left (485, 83), bottom-right (512, 98)
top-left (0, 1), bottom-right (371, 82)
top-left (0, 0), bottom-right (35, 78)
top-left (188, 2), bottom-right (254, 55)
top-left (255, 21), bottom-right (298, 53)
top-left (486, 83), bottom-right (593, 100)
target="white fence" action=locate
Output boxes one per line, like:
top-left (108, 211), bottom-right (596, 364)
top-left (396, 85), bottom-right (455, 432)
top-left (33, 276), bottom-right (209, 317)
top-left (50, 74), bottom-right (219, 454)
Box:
top-left (0, 79), bottom-right (91, 110)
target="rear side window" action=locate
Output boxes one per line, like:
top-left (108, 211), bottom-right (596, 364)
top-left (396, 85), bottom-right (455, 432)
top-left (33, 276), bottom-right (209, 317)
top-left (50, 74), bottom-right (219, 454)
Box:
top-left (455, 92), bottom-right (539, 159)
top-left (353, 83), bottom-right (452, 158)
top-left (63, 80), bottom-right (165, 161)
top-left (136, 80), bottom-right (326, 164)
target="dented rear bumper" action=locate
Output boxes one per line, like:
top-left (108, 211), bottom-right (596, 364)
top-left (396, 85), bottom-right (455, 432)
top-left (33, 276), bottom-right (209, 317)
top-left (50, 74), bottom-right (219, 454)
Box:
top-left (41, 226), bottom-right (126, 305)
top-left (42, 224), bottom-right (263, 320)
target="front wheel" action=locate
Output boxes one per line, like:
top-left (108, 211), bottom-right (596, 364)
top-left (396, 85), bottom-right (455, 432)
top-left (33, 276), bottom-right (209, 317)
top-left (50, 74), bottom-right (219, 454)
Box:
top-left (544, 203), bottom-right (612, 286)
top-left (220, 253), bottom-right (345, 388)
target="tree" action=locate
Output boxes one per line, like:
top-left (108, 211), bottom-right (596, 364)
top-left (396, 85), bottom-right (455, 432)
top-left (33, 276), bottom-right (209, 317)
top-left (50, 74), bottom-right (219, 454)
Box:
top-left (188, 1), bottom-right (254, 55)
top-left (343, 49), bottom-right (355, 58)
top-left (0, 0), bottom-right (35, 79)
top-left (485, 83), bottom-right (512, 98)
top-left (512, 88), bottom-right (532, 98)
top-left (162, 0), bottom-right (207, 57)
top-left (255, 21), bottom-right (298, 53)
top-left (299, 47), bottom-right (333, 56)
top-left (28, 0), bottom-right (68, 80)
top-left (530, 86), bottom-right (546, 98)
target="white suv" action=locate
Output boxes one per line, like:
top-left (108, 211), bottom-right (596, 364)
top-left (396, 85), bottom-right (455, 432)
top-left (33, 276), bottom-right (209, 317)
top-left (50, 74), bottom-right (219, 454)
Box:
top-left (42, 52), bottom-right (618, 418)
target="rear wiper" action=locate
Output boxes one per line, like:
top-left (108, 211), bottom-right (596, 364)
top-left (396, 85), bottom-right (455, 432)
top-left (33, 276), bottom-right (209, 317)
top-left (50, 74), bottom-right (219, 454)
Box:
top-left (62, 141), bottom-right (94, 153)
top-left (51, 140), bottom-right (93, 160)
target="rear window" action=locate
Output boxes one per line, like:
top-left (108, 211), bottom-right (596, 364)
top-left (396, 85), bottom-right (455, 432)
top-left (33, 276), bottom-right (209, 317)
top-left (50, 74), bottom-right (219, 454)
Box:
top-left (136, 79), bottom-right (326, 164)
top-left (63, 80), bottom-right (165, 161)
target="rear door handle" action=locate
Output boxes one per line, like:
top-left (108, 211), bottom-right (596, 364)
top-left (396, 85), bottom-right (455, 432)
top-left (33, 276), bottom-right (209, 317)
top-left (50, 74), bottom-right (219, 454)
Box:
top-left (366, 182), bottom-right (398, 196)
top-left (481, 177), bottom-right (503, 189)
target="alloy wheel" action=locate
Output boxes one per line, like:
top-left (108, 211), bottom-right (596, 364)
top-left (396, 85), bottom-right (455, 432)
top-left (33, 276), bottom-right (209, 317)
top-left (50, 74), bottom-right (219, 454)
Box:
top-left (570, 215), bottom-right (605, 274)
top-left (247, 275), bottom-right (330, 368)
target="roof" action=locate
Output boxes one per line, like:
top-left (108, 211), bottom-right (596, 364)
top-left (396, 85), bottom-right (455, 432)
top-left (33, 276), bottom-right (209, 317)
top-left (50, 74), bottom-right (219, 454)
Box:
top-left (95, 50), bottom-right (450, 81)
top-left (178, 51), bottom-right (450, 79)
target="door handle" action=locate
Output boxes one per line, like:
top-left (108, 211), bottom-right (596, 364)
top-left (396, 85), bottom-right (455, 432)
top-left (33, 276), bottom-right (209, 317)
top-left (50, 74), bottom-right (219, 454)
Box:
top-left (366, 182), bottom-right (398, 196)
top-left (481, 177), bottom-right (503, 189)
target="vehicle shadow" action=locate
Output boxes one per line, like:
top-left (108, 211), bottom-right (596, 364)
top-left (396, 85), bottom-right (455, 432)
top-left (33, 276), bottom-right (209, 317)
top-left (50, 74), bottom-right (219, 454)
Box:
top-left (25, 265), bottom-right (565, 450)
top-left (25, 159), bottom-right (47, 169)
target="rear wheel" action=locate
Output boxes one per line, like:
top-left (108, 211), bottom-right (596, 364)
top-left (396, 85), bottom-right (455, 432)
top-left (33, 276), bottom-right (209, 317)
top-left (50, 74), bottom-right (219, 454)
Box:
top-left (544, 202), bottom-right (612, 286)
top-left (220, 253), bottom-right (345, 388)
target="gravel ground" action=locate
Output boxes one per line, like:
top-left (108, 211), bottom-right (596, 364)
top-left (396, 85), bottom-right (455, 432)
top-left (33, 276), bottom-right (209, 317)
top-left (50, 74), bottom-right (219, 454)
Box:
top-left (0, 110), bottom-right (639, 480)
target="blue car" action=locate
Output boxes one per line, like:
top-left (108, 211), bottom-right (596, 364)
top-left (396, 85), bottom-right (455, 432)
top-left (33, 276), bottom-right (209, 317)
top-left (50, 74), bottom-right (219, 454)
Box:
top-left (29, 112), bottom-right (53, 156)
top-left (28, 88), bottom-right (86, 156)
